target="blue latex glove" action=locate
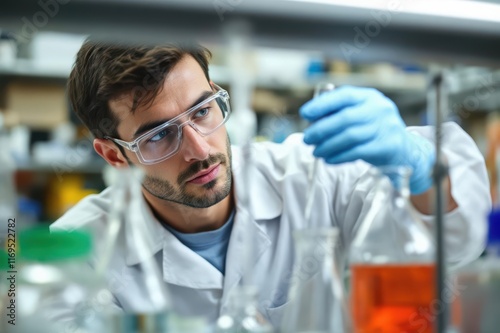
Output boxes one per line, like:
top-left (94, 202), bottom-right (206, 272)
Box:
top-left (300, 86), bottom-right (435, 195)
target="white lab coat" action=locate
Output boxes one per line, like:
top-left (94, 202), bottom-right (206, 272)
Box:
top-left (51, 122), bottom-right (490, 328)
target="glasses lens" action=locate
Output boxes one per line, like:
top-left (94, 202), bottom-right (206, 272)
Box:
top-left (190, 95), bottom-right (229, 135)
top-left (138, 124), bottom-right (179, 162)
top-left (136, 91), bottom-right (230, 164)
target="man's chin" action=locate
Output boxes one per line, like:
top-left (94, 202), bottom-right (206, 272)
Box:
top-left (179, 191), bottom-right (230, 208)
top-left (177, 168), bottom-right (231, 208)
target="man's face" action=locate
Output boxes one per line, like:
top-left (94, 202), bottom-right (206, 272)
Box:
top-left (110, 55), bottom-right (232, 208)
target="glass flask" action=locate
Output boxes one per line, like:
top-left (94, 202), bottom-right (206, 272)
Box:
top-left (450, 208), bottom-right (500, 333)
top-left (97, 167), bottom-right (173, 333)
top-left (12, 228), bottom-right (113, 333)
top-left (215, 286), bottom-right (274, 333)
top-left (349, 166), bottom-right (436, 333)
top-left (281, 227), bottom-right (348, 333)
top-left (215, 138), bottom-right (274, 333)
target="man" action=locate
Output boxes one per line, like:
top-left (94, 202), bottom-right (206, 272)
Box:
top-left (52, 40), bottom-right (490, 327)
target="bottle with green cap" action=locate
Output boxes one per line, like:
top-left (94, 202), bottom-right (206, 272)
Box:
top-left (9, 227), bottom-right (114, 333)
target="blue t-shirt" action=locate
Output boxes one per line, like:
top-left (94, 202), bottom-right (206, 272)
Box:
top-left (163, 211), bottom-right (235, 274)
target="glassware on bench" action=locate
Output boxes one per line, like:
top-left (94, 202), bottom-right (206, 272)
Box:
top-left (281, 227), bottom-right (347, 333)
top-left (349, 166), bottom-right (436, 333)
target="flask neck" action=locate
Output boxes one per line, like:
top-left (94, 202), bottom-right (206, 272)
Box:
top-left (350, 166), bottom-right (434, 264)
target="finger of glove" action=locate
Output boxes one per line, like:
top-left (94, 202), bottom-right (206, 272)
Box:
top-left (300, 86), bottom-right (377, 121)
top-left (406, 133), bottom-right (436, 194)
top-left (324, 140), bottom-right (394, 166)
top-left (304, 101), bottom-right (376, 145)
top-left (312, 124), bottom-right (378, 159)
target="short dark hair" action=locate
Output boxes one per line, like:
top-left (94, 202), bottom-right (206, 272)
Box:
top-left (68, 40), bottom-right (212, 139)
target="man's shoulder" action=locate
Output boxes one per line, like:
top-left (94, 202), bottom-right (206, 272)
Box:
top-left (232, 133), bottom-right (310, 164)
top-left (50, 187), bottom-right (113, 232)
top-left (252, 133), bottom-right (306, 151)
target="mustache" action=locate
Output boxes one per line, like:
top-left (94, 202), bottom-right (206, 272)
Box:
top-left (177, 153), bottom-right (227, 185)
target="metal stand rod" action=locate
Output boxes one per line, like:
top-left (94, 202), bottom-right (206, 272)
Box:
top-left (431, 73), bottom-right (448, 333)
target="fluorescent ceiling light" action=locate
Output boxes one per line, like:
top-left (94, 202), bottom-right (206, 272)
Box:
top-left (291, 0), bottom-right (500, 23)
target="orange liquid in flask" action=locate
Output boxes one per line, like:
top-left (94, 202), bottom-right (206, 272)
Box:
top-left (351, 264), bottom-right (436, 333)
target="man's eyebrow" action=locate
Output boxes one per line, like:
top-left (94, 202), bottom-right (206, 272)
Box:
top-left (132, 90), bottom-right (213, 139)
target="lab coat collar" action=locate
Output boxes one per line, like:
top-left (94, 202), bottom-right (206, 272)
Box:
top-left (123, 194), bottom-right (226, 288)
top-left (162, 228), bottom-right (225, 288)
top-left (159, 200), bottom-right (274, 290)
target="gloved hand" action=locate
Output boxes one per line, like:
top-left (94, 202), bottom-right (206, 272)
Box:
top-left (300, 86), bottom-right (435, 195)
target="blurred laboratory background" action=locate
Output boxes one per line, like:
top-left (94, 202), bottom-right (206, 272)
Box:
top-left (0, 0), bottom-right (499, 225)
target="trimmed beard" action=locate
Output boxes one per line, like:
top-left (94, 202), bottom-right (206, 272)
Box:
top-left (142, 136), bottom-right (232, 208)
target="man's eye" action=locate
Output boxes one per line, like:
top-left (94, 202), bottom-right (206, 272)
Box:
top-left (194, 107), bottom-right (210, 118)
top-left (148, 129), bottom-right (169, 143)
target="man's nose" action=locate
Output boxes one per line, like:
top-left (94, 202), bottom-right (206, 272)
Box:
top-left (180, 124), bottom-right (210, 162)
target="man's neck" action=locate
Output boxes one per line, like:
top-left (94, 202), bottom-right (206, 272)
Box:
top-left (142, 188), bottom-right (235, 234)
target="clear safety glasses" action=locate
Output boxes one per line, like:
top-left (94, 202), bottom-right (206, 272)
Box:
top-left (106, 84), bottom-right (231, 165)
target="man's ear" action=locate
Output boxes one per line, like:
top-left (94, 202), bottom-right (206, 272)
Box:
top-left (93, 138), bottom-right (129, 167)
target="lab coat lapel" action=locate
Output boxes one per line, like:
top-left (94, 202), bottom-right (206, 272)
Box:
top-left (124, 144), bottom-right (282, 291)
top-left (221, 205), bottom-right (272, 308)
top-left (161, 230), bottom-right (224, 289)
top-left (123, 190), bottom-right (224, 289)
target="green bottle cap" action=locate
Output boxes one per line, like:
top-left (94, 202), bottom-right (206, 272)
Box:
top-left (19, 227), bottom-right (92, 263)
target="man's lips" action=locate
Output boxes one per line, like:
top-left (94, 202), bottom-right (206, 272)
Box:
top-left (186, 164), bottom-right (221, 184)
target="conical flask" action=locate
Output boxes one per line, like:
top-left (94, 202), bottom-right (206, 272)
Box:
top-left (349, 166), bottom-right (436, 333)
top-left (281, 227), bottom-right (347, 333)
top-left (215, 142), bottom-right (274, 333)
top-left (96, 167), bottom-right (172, 333)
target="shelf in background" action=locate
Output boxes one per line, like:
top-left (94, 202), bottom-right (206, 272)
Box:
top-left (0, 59), bottom-right (71, 80)
top-left (0, 60), bottom-right (427, 93)
top-left (16, 159), bottom-right (106, 175)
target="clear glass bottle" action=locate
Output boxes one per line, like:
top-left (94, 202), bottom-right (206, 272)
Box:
top-left (215, 141), bottom-right (274, 333)
top-left (451, 208), bottom-right (500, 333)
top-left (349, 166), bottom-right (436, 333)
top-left (281, 227), bottom-right (347, 333)
top-left (12, 228), bottom-right (113, 333)
top-left (216, 286), bottom-right (274, 333)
